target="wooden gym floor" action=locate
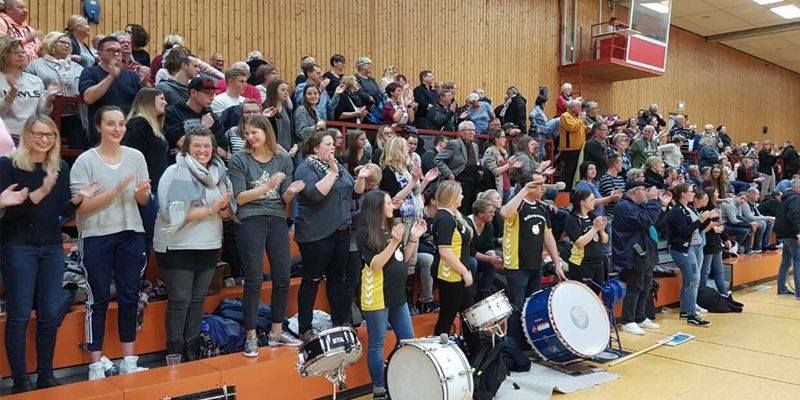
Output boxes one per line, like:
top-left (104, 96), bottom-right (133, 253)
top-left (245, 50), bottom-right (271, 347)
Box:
top-left (355, 281), bottom-right (800, 400)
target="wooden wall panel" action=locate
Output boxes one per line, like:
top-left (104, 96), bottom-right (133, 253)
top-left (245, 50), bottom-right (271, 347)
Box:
top-left (22, 0), bottom-right (800, 144)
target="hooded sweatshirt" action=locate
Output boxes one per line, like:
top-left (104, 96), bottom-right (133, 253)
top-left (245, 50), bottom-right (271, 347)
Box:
top-left (156, 79), bottom-right (190, 107)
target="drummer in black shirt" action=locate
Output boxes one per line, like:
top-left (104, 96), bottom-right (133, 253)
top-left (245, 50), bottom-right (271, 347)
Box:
top-left (356, 190), bottom-right (426, 400)
top-left (565, 190), bottom-right (608, 292)
top-left (500, 175), bottom-right (566, 346)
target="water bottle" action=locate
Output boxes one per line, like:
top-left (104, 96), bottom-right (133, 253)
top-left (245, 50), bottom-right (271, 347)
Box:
top-left (400, 199), bottom-right (416, 225)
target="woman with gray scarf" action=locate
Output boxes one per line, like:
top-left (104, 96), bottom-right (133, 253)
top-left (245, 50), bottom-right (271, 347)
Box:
top-left (153, 126), bottom-right (236, 361)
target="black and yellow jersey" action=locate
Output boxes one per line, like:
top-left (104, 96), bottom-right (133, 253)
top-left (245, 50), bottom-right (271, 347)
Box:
top-left (356, 229), bottom-right (407, 312)
top-left (502, 200), bottom-right (550, 270)
top-left (433, 209), bottom-right (472, 282)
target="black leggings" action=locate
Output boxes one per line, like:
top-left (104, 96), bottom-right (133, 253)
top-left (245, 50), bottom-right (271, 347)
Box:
top-left (434, 279), bottom-right (479, 353)
top-left (567, 260), bottom-right (606, 294)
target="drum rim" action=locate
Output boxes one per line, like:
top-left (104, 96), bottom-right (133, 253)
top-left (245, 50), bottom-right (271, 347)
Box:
top-left (298, 328), bottom-right (363, 375)
top-left (386, 340), bottom-right (447, 399)
top-left (523, 281), bottom-right (610, 361)
top-left (464, 290), bottom-right (512, 331)
top-left (298, 326), bottom-right (359, 352)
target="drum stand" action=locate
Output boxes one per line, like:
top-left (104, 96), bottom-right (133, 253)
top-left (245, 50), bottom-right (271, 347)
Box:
top-left (587, 281), bottom-right (623, 353)
top-left (324, 364), bottom-right (348, 400)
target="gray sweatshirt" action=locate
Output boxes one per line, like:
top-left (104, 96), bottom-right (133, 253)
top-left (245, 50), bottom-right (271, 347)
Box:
top-left (0, 72), bottom-right (51, 138)
top-left (228, 150), bottom-right (294, 220)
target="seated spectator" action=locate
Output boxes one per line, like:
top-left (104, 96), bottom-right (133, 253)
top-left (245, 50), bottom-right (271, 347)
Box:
top-left (422, 134), bottom-right (447, 173)
top-left (659, 135), bottom-right (684, 169)
top-left (720, 193), bottom-right (757, 254)
top-left (624, 117), bottom-right (640, 139)
top-left (627, 167), bottom-right (645, 182)
top-left (740, 187), bottom-right (775, 252)
top-left (687, 165), bottom-right (703, 187)
top-left (80, 36), bottom-right (143, 145)
top-left (629, 125), bottom-right (659, 169)
top-left (582, 122), bottom-right (609, 176)
top-left (155, 46), bottom-right (199, 106)
top-left (333, 75), bottom-right (367, 123)
top-left (125, 24), bottom-right (150, 66)
top-left (610, 133), bottom-right (632, 174)
top-left (459, 93), bottom-right (494, 133)
top-left (245, 51), bottom-right (268, 86)
top-left (575, 161), bottom-right (620, 221)
top-left (370, 125), bottom-right (395, 164)
top-left (114, 32), bottom-right (150, 82)
top-left (668, 114), bottom-right (695, 142)
top-left (66, 15), bottom-right (95, 67)
top-left (704, 164), bottom-right (733, 198)
top-left (434, 121), bottom-right (481, 214)
top-left (466, 199), bottom-right (502, 300)
top-left (598, 154), bottom-right (627, 218)
top-left (698, 135), bottom-right (725, 169)
top-left (512, 136), bottom-right (554, 191)
top-left (428, 89), bottom-right (458, 132)
top-left (394, 75), bottom-right (415, 105)
top-left (211, 68), bottom-right (248, 117)
top-left (406, 132), bottom-right (423, 168)
top-left (643, 156), bottom-right (666, 189)
top-left (495, 86), bottom-right (527, 132)
top-left (215, 62), bottom-right (262, 103)
top-left (0, 0), bottom-right (41, 63)
top-left (383, 82), bottom-right (415, 126)
top-left (323, 54), bottom-right (346, 96)
top-left (293, 55), bottom-right (315, 86)
top-left (0, 36), bottom-right (56, 145)
top-left (25, 31), bottom-right (87, 149)
top-left (164, 76), bottom-right (226, 158)
top-left (637, 103), bottom-right (666, 130)
top-left (222, 98), bottom-right (261, 155)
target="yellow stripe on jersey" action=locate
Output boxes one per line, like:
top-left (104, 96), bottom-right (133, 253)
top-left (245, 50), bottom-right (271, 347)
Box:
top-left (569, 244), bottom-right (584, 266)
top-left (360, 262), bottom-right (385, 311)
top-left (438, 229), bottom-right (464, 283)
top-left (502, 212), bottom-right (520, 270)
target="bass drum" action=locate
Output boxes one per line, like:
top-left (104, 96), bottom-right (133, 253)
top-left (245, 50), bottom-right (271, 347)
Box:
top-left (522, 281), bottom-right (610, 364)
top-left (386, 337), bottom-right (473, 400)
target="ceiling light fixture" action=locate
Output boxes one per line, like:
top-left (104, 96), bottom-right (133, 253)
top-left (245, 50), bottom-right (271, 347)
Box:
top-left (641, 2), bottom-right (670, 14)
top-left (771, 4), bottom-right (800, 19)
top-left (753, 0), bottom-right (783, 5)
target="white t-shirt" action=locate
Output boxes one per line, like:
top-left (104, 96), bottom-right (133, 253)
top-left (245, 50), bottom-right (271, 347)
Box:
top-left (211, 92), bottom-right (244, 117)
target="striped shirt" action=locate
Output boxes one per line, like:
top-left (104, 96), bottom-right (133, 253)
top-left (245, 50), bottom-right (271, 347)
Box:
top-left (598, 173), bottom-right (626, 216)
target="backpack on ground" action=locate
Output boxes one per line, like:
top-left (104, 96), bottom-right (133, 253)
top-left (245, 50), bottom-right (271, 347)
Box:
top-left (697, 285), bottom-right (743, 313)
top-left (471, 334), bottom-right (509, 400)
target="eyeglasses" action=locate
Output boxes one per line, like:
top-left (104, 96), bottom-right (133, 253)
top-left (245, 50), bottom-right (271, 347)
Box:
top-left (11, 50), bottom-right (26, 56)
top-left (56, 41), bottom-right (72, 46)
top-left (31, 131), bottom-right (56, 140)
top-left (103, 48), bottom-right (122, 55)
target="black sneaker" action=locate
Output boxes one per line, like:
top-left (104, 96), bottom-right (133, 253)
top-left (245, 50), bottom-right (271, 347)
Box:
top-left (679, 312), bottom-right (688, 319)
top-left (687, 315), bottom-right (711, 327)
top-left (12, 377), bottom-right (33, 394)
top-left (36, 374), bottom-right (61, 390)
top-left (420, 301), bottom-right (440, 314)
top-left (778, 289), bottom-right (796, 296)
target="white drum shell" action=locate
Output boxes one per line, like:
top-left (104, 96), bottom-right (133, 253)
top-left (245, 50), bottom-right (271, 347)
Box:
top-left (386, 338), bottom-right (473, 400)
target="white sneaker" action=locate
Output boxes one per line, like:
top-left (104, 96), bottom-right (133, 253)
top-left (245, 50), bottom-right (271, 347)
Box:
top-left (88, 361), bottom-right (105, 380)
top-left (729, 243), bottom-right (739, 255)
top-left (639, 318), bottom-right (660, 329)
top-left (622, 322), bottom-right (645, 335)
top-left (696, 305), bottom-right (708, 314)
top-left (119, 356), bottom-right (148, 374)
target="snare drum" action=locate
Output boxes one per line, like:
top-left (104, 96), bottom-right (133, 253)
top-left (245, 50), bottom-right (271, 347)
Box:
top-left (386, 337), bottom-right (473, 400)
top-left (297, 327), bottom-right (362, 376)
top-left (522, 281), bottom-right (610, 364)
top-left (463, 290), bottom-right (513, 332)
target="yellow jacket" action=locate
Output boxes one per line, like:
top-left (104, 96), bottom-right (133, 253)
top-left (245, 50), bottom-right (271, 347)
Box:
top-left (559, 112), bottom-right (586, 151)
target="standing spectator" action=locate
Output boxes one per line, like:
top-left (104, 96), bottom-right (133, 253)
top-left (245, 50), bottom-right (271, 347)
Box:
top-left (222, 99), bottom-right (260, 155)
top-left (209, 53), bottom-right (225, 72)
top-left (70, 106), bottom-right (150, 379)
top-left (79, 36), bottom-right (143, 146)
top-left (428, 89), bottom-right (458, 132)
top-left (782, 141), bottom-right (799, 180)
top-left (229, 116), bottom-right (305, 356)
top-left (252, 63), bottom-right (278, 104)
top-left (581, 101), bottom-right (601, 127)
top-left (294, 55), bottom-right (316, 86)
top-left (155, 46), bottom-right (199, 106)
top-left (555, 82), bottom-right (575, 116)
top-left (370, 124), bottom-right (395, 165)
top-left (293, 84), bottom-right (321, 140)
top-left (66, 15), bottom-right (95, 68)
top-left (500, 177), bottom-right (566, 345)
top-left (211, 68), bottom-right (247, 117)
top-left (643, 156), bottom-right (666, 190)
top-left (565, 190), bottom-right (608, 288)
top-left (482, 130), bottom-right (520, 201)
top-left (459, 93), bottom-right (494, 133)
top-left (0, 116), bottom-right (97, 393)
top-left (0, 36), bottom-right (56, 144)
top-left (700, 187), bottom-right (731, 294)
top-left (658, 135), bottom-right (684, 169)
top-left (529, 94), bottom-right (548, 136)
top-left (629, 125), bottom-right (659, 169)
top-left (25, 32), bottom-right (86, 149)
top-left (293, 63), bottom-right (338, 120)
top-left (114, 32), bottom-right (149, 79)
top-left (668, 115), bottom-right (695, 142)
top-left (123, 88), bottom-right (168, 251)
top-left (512, 136), bottom-right (554, 191)
top-left (344, 130), bottom-right (369, 176)
top-left (294, 130), bottom-right (367, 338)
top-left (495, 86), bottom-right (527, 132)
top-left (383, 82), bottom-right (415, 126)
top-left (434, 121), bottom-right (481, 214)
top-left (610, 133), bottom-right (631, 174)
top-left (164, 76), bottom-right (226, 158)
top-left (333, 75), bottom-right (368, 123)
top-left (774, 179), bottom-right (800, 297)
top-left (354, 56), bottom-right (383, 113)
top-left (666, 183), bottom-right (715, 326)
top-left (614, 182), bottom-right (669, 335)
top-left (421, 134), bottom-right (447, 173)
top-left (263, 79), bottom-right (298, 157)
top-left (154, 127), bottom-right (234, 360)
top-left (245, 51), bottom-right (267, 86)
top-left (149, 34), bottom-right (183, 83)
top-left (377, 65), bottom-right (397, 93)
top-left (576, 161), bottom-right (620, 220)
top-left (582, 122), bottom-right (609, 176)
top-left (637, 104), bottom-right (666, 130)
top-left (0, 0), bottom-right (40, 63)
top-left (413, 70), bottom-right (438, 129)
top-left (758, 140), bottom-right (779, 199)
top-left (598, 154), bottom-right (627, 218)
top-left (558, 99), bottom-right (586, 190)
top-left (323, 54), bottom-right (346, 96)
top-left (214, 62), bottom-right (262, 103)
top-left (125, 24), bottom-right (150, 66)
top-left (356, 190), bottom-right (424, 400)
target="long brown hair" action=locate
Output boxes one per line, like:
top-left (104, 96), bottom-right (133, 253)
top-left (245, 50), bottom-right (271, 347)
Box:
top-left (128, 88), bottom-right (165, 138)
top-left (242, 115), bottom-right (277, 154)
top-left (346, 130), bottom-right (366, 176)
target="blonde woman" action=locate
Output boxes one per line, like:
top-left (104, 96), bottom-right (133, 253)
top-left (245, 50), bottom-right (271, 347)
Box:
top-left (123, 88), bottom-right (168, 250)
top-left (0, 116), bottom-right (98, 393)
top-left (432, 181), bottom-right (478, 350)
top-left (25, 31), bottom-right (87, 149)
top-left (482, 130), bottom-right (520, 202)
top-left (379, 137), bottom-right (438, 219)
top-left (0, 36), bottom-right (59, 143)
top-left (370, 124), bottom-right (395, 164)
top-left (333, 75), bottom-right (367, 123)
top-left (65, 15), bottom-right (95, 67)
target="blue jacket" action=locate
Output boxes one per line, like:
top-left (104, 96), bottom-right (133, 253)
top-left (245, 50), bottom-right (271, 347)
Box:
top-left (612, 197), bottom-right (662, 269)
top-left (665, 204), bottom-right (710, 253)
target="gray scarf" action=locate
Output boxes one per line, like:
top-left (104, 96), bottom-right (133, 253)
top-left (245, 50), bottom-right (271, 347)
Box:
top-left (163, 153), bottom-right (237, 232)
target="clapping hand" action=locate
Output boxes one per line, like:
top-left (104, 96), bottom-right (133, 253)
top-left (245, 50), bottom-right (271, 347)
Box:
top-left (40, 170), bottom-right (59, 194)
top-left (357, 164), bottom-right (373, 180)
top-left (286, 180), bottom-right (306, 195)
top-left (424, 167), bottom-right (440, 183)
top-left (334, 84), bottom-right (346, 95)
top-left (115, 175), bottom-right (135, 194)
top-left (0, 184), bottom-right (29, 207)
top-left (46, 82), bottom-right (64, 100)
top-left (390, 223), bottom-right (405, 243)
top-left (262, 107), bottom-right (278, 118)
top-left (75, 181), bottom-right (101, 200)
top-left (134, 179), bottom-right (151, 195)
top-left (201, 113), bottom-right (214, 128)
top-left (410, 219), bottom-right (427, 240)
top-left (268, 172), bottom-right (286, 191)
top-left (288, 144), bottom-right (298, 157)
top-left (713, 224), bottom-right (725, 233)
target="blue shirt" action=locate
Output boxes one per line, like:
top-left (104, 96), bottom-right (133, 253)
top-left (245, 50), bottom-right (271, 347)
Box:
top-left (79, 65), bottom-right (141, 140)
top-left (576, 179), bottom-right (606, 216)
top-left (465, 102), bottom-right (493, 133)
top-left (293, 81), bottom-right (337, 120)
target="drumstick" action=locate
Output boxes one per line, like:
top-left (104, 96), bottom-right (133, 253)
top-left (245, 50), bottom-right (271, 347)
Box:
top-left (606, 336), bottom-right (673, 367)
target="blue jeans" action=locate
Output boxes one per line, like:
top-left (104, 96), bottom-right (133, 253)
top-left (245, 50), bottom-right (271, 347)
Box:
top-left (724, 224), bottom-right (750, 251)
top-left (363, 304), bottom-right (414, 390)
top-left (1, 243), bottom-right (64, 379)
top-left (777, 238), bottom-right (800, 296)
top-left (754, 220), bottom-right (774, 250)
top-left (475, 258), bottom-right (497, 295)
top-left (701, 251), bottom-right (728, 294)
top-left (505, 268), bottom-right (543, 346)
top-left (138, 192), bottom-right (158, 253)
top-left (671, 245), bottom-right (703, 316)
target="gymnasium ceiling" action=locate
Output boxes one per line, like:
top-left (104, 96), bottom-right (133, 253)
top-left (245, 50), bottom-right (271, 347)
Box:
top-left (670, 0), bottom-right (800, 74)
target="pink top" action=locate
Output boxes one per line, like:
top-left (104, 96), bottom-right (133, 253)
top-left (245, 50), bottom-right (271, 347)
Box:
top-left (0, 118), bottom-right (16, 156)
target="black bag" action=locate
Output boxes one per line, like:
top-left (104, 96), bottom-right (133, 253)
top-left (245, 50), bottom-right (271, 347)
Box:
top-left (696, 286), bottom-right (742, 313)
top-left (499, 336), bottom-right (531, 372)
top-left (645, 279), bottom-right (660, 320)
top-left (471, 336), bottom-right (509, 400)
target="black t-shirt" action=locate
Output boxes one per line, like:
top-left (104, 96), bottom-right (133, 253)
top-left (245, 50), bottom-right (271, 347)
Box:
top-left (433, 209), bottom-right (472, 282)
top-left (467, 216), bottom-right (494, 255)
top-left (565, 214), bottom-right (604, 266)
top-left (502, 200), bottom-right (550, 271)
top-left (323, 71), bottom-right (341, 97)
top-left (356, 229), bottom-right (407, 311)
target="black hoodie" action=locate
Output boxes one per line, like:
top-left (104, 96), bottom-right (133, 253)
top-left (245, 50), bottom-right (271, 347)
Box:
top-left (156, 79), bottom-right (189, 107)
top-left (774, 189), bottom-right (800, 239)
top-left (164, 102), bottom-right (226, 153)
